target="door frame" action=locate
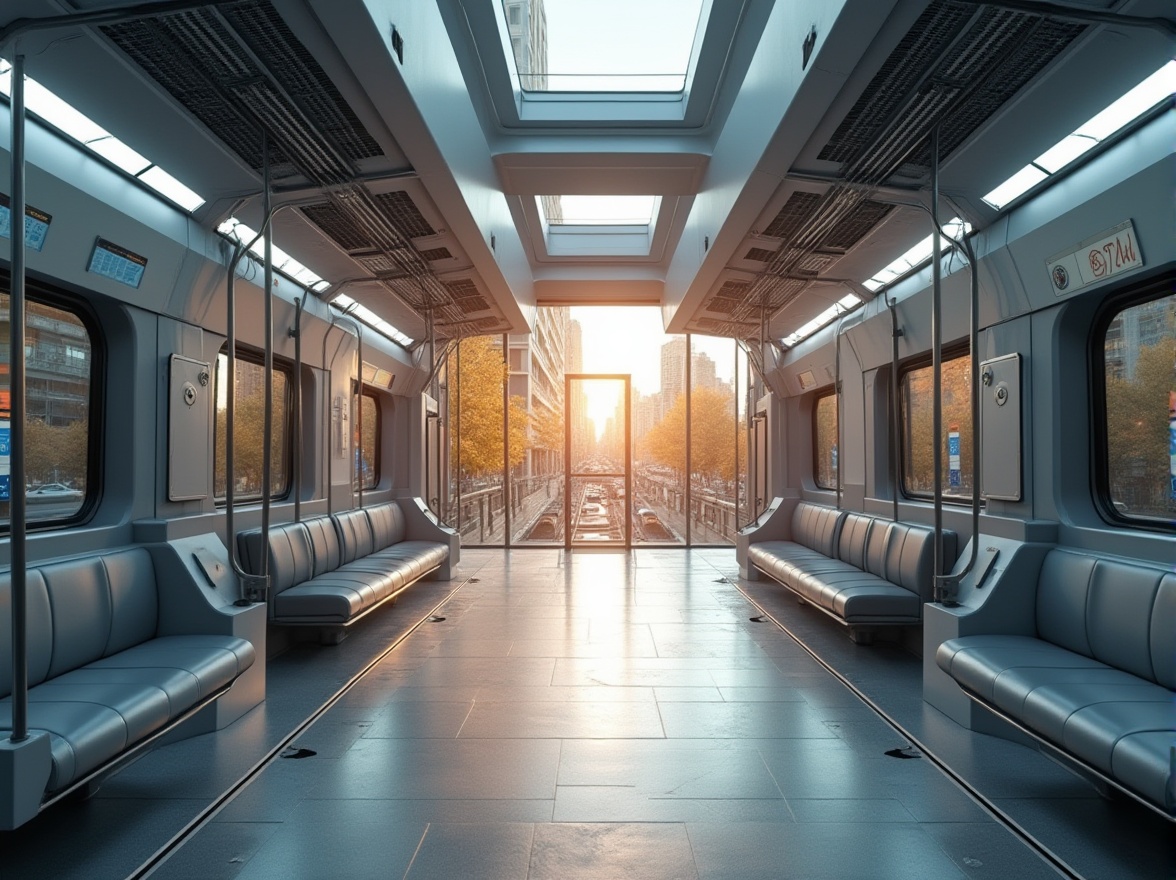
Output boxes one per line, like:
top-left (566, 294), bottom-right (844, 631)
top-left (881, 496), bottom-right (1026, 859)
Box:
top-left (564, 373), bottom-right (632, 549)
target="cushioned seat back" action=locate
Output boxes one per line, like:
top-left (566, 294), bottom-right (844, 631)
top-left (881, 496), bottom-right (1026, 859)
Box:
top-left (836, 514), bottom-right (873, 569)
top-left (0, 569), bottom-right (52, 698)
top-left (239, 522), bottom-right (313, 596)
top-left (334, 509), bottom-right (375, 564)
top-left (1150, 574), bottom-right (1176, 690)
top-left (863, 521), bottom-right (893, 579)
top-left (791, 503), bottom-right (844, 557)
top-left (0, 550), bottom-right (159, 693)
top-left (1038, 549), bottom-right (1173, 687)
top-left (303, 516), bottom-right (341, 577)
top-left (882, 522), bottom-right (938, 601)
top-left (365, 502), bottom-right (406, 551)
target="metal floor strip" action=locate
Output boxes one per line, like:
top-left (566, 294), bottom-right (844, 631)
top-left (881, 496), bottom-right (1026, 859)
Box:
top-left (129, 577), bottom-right (473, 880)
top-left (734, 584), bottom-right (1084, 880)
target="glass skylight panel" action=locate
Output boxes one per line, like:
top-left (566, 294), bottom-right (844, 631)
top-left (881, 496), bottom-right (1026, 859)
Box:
top-left (0, 61), bottom-right (205, 212)
top-left (983, 61), bottom-right (1174, 209)
top-left (503, 0), bottom-right (704, 92)
top-left (540, 195), bottom-right (657, 225)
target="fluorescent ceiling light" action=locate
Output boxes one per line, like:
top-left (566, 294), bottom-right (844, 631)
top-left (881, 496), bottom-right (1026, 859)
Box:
top-left (861, 218), bottom-right (972, 294)
top-left (0, 60), bottom-right (205, 212)
top-left (504, 0), bottom-right (704, 92)
top-left (219, 219), bottom-right (412, 346)
top-left (332, 294), bottom-right (414, 347)
top-left (86, 136), bottom-right (151, 175)
top-left (983, 61), bottom-right (1174, 209)
top-left (782, 293), bottom-right (862, 348)
top-left (540, 195), bottom-right (658, 225)
top-left (137, 167), bottom-right (205, 213)
top-left (982, 165), bottom-right (1048, 210)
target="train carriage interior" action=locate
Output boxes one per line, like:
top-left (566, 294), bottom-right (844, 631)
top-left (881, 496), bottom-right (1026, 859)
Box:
top-left (0, 0), bottom-right (1173, 877)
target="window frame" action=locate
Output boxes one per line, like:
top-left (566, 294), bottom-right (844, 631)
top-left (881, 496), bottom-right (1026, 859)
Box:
top-left (898, 345), bottom-right (976, 504)
top-left (212, 345), bottom-right (293, 504)
top-left (353, 384), bottom-right (380, 492)
top-left (0, 274), bottom-right (104, 533)
top-left (812, 388), bottom-right (838, 490)
top-left (1090, 276), bottom-right (1176, 533)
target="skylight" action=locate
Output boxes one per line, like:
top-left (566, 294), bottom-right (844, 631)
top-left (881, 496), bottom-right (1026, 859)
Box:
top-left (539, 195), bottom-right (658, 225)
top-left (861, 218), bottom-right (972, 294)
top-left (220, 218), bottom-right (413, 347)
top-left (982, 61), bottom-right (1174, 209)
top-left (0, 60), bottom-right (205, 213)
top-left (502, 0), bottom-right (704, 92)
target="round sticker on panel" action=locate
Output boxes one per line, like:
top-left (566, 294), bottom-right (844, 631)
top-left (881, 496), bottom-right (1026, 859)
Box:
top-left (1052, 265), bottom-right (1069, 290)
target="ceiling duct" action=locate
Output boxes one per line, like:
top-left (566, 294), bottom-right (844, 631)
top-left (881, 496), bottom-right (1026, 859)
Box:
top-left (712, 0), bottom-right (1085, 341)
top-left (101, 1), bottom-right (506, 340)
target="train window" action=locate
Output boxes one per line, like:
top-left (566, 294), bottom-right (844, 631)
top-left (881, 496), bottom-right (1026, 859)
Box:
top-left (353, 389), bottom-right (379, 491)
top-left (0, 290), bottom-right (97, 529)
top-left (213, 353), bottom-right (290, 501)
top-left (901, 352), bottom-right (973, 501)
top-left (1099, 291), bottom-right (1175, 526)
top-left (813, 390), bottom-right (838, 489)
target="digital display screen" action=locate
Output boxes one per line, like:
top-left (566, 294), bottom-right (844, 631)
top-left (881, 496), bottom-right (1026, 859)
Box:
top-left (87, 237), bottom-right (148, 288)
top-left (0, 193), bottom-right (52, 252)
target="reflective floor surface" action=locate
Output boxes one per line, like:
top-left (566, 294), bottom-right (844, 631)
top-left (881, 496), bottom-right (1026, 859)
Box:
top-left (145, 549), bottom-right (1066, 880)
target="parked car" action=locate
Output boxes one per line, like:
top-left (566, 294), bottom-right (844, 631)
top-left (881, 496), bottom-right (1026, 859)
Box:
top-left (26, 482), bottom-right (84, 501)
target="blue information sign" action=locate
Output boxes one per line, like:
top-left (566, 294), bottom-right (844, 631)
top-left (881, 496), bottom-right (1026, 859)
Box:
top-left (0, 423), bottom-right (9, 502)
top-left (88, 237), bottom-right (148, 288)
top-left (947, 430), bottom-right (961, 489)
top-left (0, 193), bottom-right (52, 251)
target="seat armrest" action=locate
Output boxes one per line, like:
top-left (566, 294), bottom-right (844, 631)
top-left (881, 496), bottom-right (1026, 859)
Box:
top-left (395, 496), bottom-right (458, 578)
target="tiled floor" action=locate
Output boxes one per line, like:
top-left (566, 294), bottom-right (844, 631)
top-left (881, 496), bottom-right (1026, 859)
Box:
top-left (150, 549), bottom-right (1061, 879)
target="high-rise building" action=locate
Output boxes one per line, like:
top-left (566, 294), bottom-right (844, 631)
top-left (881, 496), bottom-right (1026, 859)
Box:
top-left (503, 0), bottom-right (549, 91)
top-left (508, 307), bottom-right (569, 479)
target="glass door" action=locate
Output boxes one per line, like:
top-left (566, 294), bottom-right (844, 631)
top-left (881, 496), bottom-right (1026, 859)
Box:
top-left (565, 374), bottom-right (631, 548)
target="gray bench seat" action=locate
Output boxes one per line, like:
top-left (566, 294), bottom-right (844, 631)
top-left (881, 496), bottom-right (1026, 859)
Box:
top-left (936, 549), bottom-right (1176, 817)
top-left (0, 551), bottom-right (255, 798)
top-left (239, 501), bottom-right (449, 626)
top-left (746, 503), bottom-right (953, 634)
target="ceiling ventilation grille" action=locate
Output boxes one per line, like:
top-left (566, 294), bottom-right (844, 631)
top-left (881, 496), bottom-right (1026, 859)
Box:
top-left (420, 247), bottom-right (453, 262)
top-left (744, 247), bottom-right (777, 263)
top-left (763, 192), bottom-right (822, 240)
top-left (819, 1), bottom-right (1083, 167)
top-left (445, 279), bottom-right (481, 299)
top-left (711, 0), bottom-right (1086, 340)
top-left (374, 191), bottom-right (436, 238)
top-left (101, 1), bottom-right (497, 340)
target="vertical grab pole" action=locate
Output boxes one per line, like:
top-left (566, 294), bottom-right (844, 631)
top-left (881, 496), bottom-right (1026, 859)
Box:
top-left (259, 132), bottom-right (273, 594)
top-left (9, 54), bottom-right (29, 744)
top-left (930, 126), bottom-right (945, 603)
top-left (624, 377), bottom-right (632, 549)
top-left (889, 295), bottom-right (901, 524)
top-left (563, 372), bottom-right (571, 550)
top-left (501, 334), bottom-right (510, 545)
top-left (355, 319), bottom-right (363, 509)
top-left (685, 335), bottom-right (692, 546)
top-left (733, 343), bottom-right (740, 531)
top-left (292, 295), bottom-right (303, 523)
